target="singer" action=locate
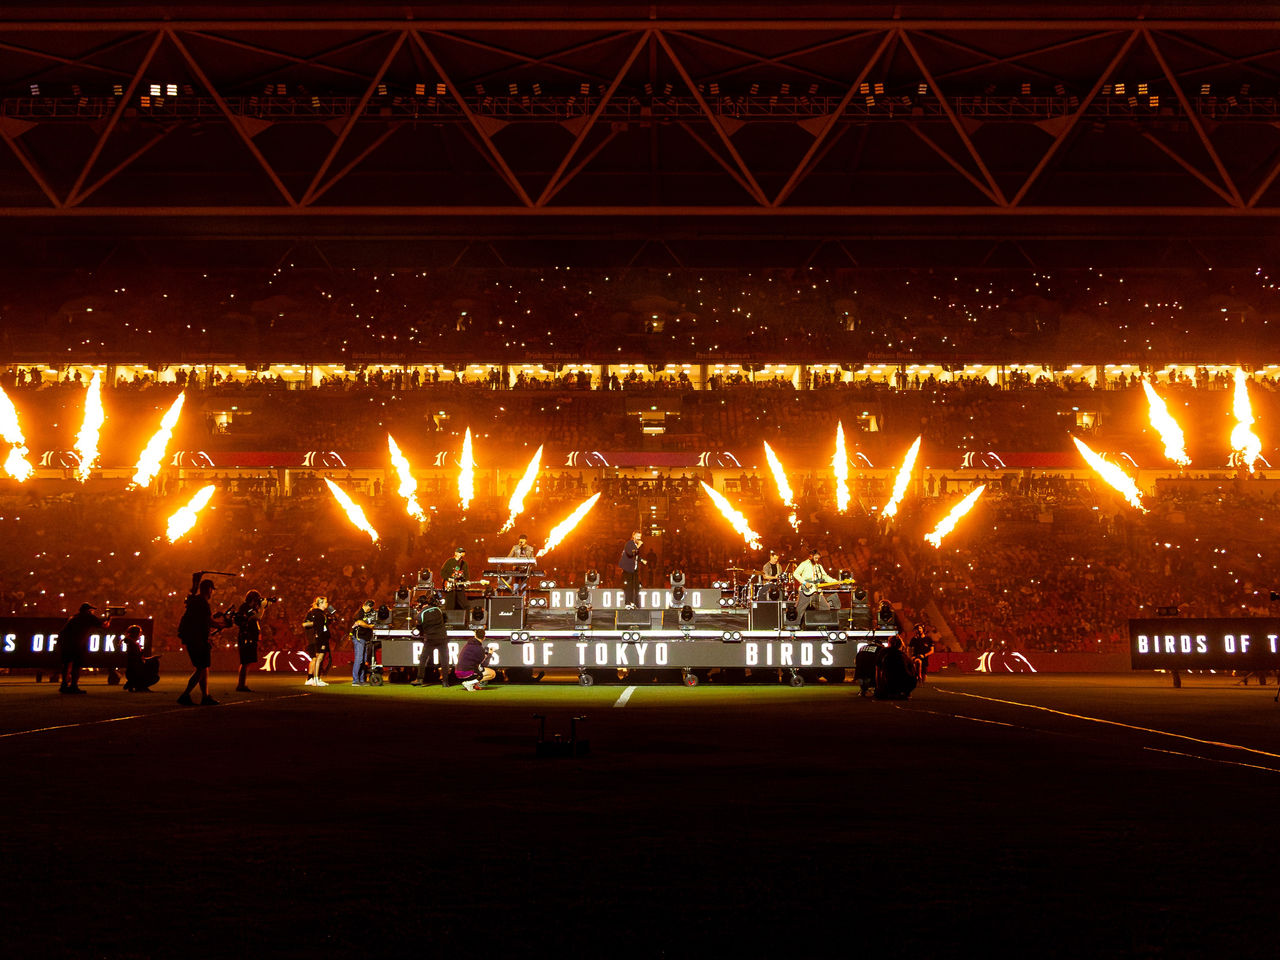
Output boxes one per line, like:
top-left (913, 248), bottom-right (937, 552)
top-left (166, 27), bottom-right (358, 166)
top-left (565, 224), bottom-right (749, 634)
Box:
top-left (618, 529), bottom-right (645, 609)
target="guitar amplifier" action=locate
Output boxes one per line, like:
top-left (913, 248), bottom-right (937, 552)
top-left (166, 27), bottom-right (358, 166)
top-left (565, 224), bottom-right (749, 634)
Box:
top-left (802, 607), bottom-right (840, 628)
top-left (487, 597), bottom-right (524, 630)
top-left (749, 601), bottom-right (783, 631)
top-left (615, 609), bottom-right (659, 630)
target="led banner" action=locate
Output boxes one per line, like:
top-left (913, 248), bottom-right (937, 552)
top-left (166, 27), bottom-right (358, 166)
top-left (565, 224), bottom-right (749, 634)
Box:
top-left (0, 617), bottom-right (154, 670)
top-left (378, 637), bottom-right (864, 670)
top-left (547, 588), bottom-right (713, 611)
top-left (1129, 618), bottom-right (1280, 671)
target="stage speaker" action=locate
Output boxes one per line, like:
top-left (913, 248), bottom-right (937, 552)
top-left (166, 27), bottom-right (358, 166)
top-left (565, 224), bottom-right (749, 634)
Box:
top-left (445, 609), bottom-right (468, 627)
top-left (487, 597), bottom-right (524, 630)
top-left (615, 609), bottom-right (658, 630)
top-left (749, 601), bottom-right (782, 631)
top-left (802, 607), bottom-right (839, 628)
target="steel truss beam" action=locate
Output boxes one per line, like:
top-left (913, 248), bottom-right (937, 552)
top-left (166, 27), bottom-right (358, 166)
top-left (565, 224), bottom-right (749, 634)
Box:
top-left (0, 15), bottom-right (1275, 219)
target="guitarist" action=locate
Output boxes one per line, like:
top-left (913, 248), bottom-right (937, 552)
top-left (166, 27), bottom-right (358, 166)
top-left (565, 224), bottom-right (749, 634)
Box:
top-left (792, 547), bottom-right (837, 626)
top-left (439, 546), bottom-right (471, 611)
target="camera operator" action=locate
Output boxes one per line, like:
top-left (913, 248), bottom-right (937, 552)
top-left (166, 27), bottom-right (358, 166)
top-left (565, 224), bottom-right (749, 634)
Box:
top-left (302, 596), bottom-right (334, 687)
top-left (350, 599), bottom-right (377, 686)
top-left (411, 592), bottom-right (449, 687)
top-left (177, 575), bottom-right (219, 706)
top-left (875, 636), bottom-right (918, 701)
top-left (57, 602), bottom-right (110, 694)
top-left (122, 624), bottom-right (159, 693)
top-left (234, 590), bottom-right (267, 693)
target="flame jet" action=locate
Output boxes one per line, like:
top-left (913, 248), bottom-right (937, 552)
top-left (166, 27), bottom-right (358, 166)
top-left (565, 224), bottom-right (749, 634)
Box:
top-left (325, 478), bottom-right (380, 542)
top-left (536, 492), bottom-right (601, 557)
top-left (701, 481), bottom-right (763, 550)
top-left (74, 371), bottom-right (105, 482)
top-left (762, 442), bottom-right (799, 530)
top-left (1072, 437), bottom-right (1147, 512)
top-left (131, 393), bottom-right (186, 488)
top-left (1141, 381), bottom-right (1189, 468)
top-left (882, 436), bottom-right (922, 519)
top-left (501, 445), bottom-right (544, 533)
top-left (166, 484), bottom-right (216, 543)
top-left (924, 485), bottom-right (987, 548)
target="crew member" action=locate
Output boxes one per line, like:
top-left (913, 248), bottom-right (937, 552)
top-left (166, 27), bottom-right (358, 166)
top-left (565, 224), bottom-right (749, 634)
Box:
top-left (455, 628), bottom-right (496, 691)
top-left (57, 602), bottom-right (108, 694)
top-left (759, 550), bottom-right (784, 600)
top-left (302, 596), bottom-right (333, 687)
top-left (234, 590), bottom-right (265, 693)
top-left (618, 530), bottom-right (644, 608)
top-left (909, 624), bottom-right (935, 684)
top-left (792, 547), bottom-right (835, 626)
top-left (411, 592), bottom-right (449, 686)
top-left (177, 577), bottom-right (218, 705)
top-left (875, 636), bottom-right (918, 700)
top-left (351, 599), bottom-right (377, 686)
top-left (122, 624), bottom-right (159, 693)
top-left (439, 547), bottom-right (470, 611)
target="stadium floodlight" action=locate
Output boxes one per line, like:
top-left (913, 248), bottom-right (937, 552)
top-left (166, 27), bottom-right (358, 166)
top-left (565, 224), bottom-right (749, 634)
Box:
top-left (1200, 83), bottom-right (1211, 95)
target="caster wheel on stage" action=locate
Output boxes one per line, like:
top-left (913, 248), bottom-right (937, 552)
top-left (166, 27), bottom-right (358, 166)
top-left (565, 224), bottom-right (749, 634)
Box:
top-left (789, 673), bottom-right (805, 688)
top-left (683, 673), bottom-right (699, 687)
top-left (578, 672), bottom-right (595, 687)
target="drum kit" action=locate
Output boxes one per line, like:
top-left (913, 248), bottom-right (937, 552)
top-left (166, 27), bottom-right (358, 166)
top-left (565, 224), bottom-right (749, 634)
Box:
top-left (723, 561), bottom-right (795, 605)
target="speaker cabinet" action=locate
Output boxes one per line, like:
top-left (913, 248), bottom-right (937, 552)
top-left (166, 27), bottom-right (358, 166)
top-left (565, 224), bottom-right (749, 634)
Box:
top-left (615, 609), bottom-right (659, 630)
top-left (487, 597), bottom-right (524, 630)
top-left (802, 606), bottom-right (839, 628)
top-left (749, 601), bottom-right (783, 631)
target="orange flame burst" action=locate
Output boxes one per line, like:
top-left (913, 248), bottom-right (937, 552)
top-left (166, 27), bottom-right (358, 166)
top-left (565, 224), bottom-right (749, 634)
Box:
top-left (457, 427), bottom-right (475, 510)
top-left (762, 441), bottom-right (798, 530)
top-left (131, 393), bottom-right (185, 488)
top-left (501, 444), bottom-right (543, 533)
top-left (166, 484), bottom-right (216, 543)
top-left (1140, 381), bottom-right (1189, 468)
top-left (325, 478), bottom-right (380, 542)
top-left (536, 492), bottom-right (601, 558)
top-left (74, 371), bottom-right (104, 482)
top-left (924, 484), bottom-right (987, 548)
top-left (1072, 437), bottom-right (1146, 512)
top-left (1230, 368), bottom-right (1263, 472)
top-left (387, 434), bottom-right (426, 522)
top-left (0, 385), bottom-right (33, 482)
top-left (700, 481), bottom-right (763, 550)
top-left (833, 421), bottom-right (850, 513)
top-left (882, 435), bottom-right (922, 519)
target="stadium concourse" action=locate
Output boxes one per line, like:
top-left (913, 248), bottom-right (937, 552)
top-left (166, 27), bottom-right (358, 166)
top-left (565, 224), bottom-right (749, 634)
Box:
top-left (3, 673), bottom-right (1280, 958)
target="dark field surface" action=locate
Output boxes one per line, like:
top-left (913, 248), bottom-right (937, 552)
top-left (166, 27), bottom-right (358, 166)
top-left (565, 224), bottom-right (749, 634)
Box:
top-left (3, 672), bottom-right (1278, 959)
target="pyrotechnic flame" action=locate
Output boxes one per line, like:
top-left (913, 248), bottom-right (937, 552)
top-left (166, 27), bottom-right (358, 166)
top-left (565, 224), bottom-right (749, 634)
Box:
top-left (536, 492), bottom-right (601, 557)
top-left (1230, 367), bottom-right (1263, 472)
top-left (324, 478), bottom-right (380, 542)
top-left (1140, 382), bottom-right (1189, 468)
top-left (762, 441), bottom-right (799, 531)
top-left (458, 427), bottom-right (475, 510)
top-left (74, 371), bottom-right (104, 482)
top-left (166, 484), bottom-right (215, 543)
top-left (882, 435), bottom-right (922, 519)
top-left (0, 386), bottom-right (33, 481)
top-left (924, 484), bottom-right (987, 548)
top-left (501, 444), bottom-right (543, 533)
top-left (1072, 437), bottom-right (1147, 512)
top-left (130, 393), bottom-right (185, 488)
top-left (700, 481), bottom-right (763, 550)
top-left (387, 434), bottom-right (426, 522)
top-left (833, 421), bottom-right (850, 513)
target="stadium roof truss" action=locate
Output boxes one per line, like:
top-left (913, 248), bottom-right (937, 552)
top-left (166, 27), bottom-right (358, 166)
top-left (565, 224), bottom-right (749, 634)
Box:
top-left (1, 11), bottom-right (1279, 220)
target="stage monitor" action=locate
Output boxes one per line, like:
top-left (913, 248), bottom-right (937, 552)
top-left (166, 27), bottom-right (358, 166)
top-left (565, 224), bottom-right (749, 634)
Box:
top-left (802, 607), bottom-right (839, 628)
top-left (616, 609), bottom-right (660, 630)
top-left (749, 601), bottom-right (782, 631)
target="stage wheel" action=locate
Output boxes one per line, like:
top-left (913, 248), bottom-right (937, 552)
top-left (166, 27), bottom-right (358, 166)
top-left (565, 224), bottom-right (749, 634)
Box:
top-left (683, 672), bottom-right (698, 687)
top-left (789, 673), bottom-right (805, 688)
top-left (578, 672), bottom-right (594, 687)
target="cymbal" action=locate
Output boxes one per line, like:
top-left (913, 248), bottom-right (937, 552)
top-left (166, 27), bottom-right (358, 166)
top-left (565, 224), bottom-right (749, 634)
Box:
top-left (725, 566), bottom-right (745, 572)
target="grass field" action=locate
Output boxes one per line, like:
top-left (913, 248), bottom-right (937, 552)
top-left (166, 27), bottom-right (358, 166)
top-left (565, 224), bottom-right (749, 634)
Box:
top-left (4, 672), bottom-right (1278, 959)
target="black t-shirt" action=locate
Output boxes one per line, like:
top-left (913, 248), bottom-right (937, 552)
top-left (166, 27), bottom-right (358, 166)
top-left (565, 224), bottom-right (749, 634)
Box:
top-left (178, 595), bottom-right (213, 645)
top-left (352, 607), bottom-right (376, 641)
top-left (440, 558), bottom-right (467, 586)
top-left (304, 607), bottom-right (331, 642)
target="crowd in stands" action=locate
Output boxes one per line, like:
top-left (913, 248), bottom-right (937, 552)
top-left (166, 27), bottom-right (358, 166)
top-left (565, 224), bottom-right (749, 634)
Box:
top-left (1, 264), bottom-right (1276, 362)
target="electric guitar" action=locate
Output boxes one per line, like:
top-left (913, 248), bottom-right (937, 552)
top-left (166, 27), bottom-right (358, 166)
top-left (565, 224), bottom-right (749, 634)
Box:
top-left (799, 577), bottom-right (856, 597)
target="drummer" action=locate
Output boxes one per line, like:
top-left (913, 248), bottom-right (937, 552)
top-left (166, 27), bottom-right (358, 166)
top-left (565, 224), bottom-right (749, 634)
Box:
top-left (758, 550), bottom-right (785, 600)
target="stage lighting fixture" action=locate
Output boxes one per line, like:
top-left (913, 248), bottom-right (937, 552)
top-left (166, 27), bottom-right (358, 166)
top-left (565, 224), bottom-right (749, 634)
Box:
top-left (670, 570), bottom-right (685, 587)
top-left (511, 631), bottom-right (532, 643)
top-left (720, 630), bottom-right (742, 642)
top-left (709, 82), bottom-right (720, 96)
top-left (415, 83), bottom-right (426, 95)
top-left (585, 570), bottom-right (600, 587)
top-left (377, 83), bottom-right (388, 96)
top-left (1020, 82), bottom-right (1031, 95)
top-left (575, 604), bottom-right (591, 625)
top-left (917, 82), bottom-right (928, 95)
top-left (767, 585), bottom-right (781, 601)
top-left (877, 601), bottom-right (896, 628)
top-left (679, 604), bottom-right (695, 624)
top-left (672, 585), bottom-right (685, 604)
top-left (395, 586), bottom-right (410, 602)
top-left (113, 84), bottom-right (124, 96)
top-left (149, 84), bottom-right (160, 96)
top-left (417, 569), bottom-right (433, 585)
top-left (470, 606), bottom-right (486, 624)
top-left (1200, 83), bottom-right (1211, 96)
top-left (577, 587), bottom-right (590, 604)
top-left (508, 82), bottom-right (519, 95)
top-left (1054, 82), bottom-right (1066, 96)
top-left (580, 82), bottom-right (592, 95)
top-left (826, 631), bottom-right (848, 642)
top-left (532, 82), bottom-right (543, 95)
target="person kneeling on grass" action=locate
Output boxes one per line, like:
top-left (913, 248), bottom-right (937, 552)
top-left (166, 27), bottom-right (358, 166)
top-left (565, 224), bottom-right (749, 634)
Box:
top-left (455, 629), bottom-right (496, 692)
